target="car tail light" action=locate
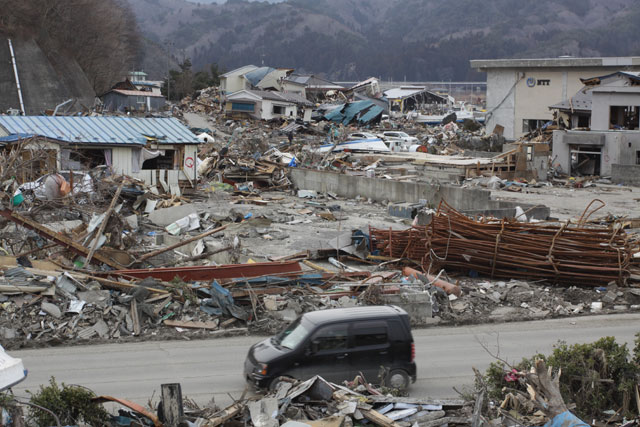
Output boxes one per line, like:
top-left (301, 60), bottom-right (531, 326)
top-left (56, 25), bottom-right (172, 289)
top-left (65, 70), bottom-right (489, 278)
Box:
top-left (411, 343), bottom-right (415, 362)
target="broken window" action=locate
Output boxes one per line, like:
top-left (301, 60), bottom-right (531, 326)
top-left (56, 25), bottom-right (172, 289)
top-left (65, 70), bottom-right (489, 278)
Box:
top-left (142, 150), bottom-right (175, 170)
top-left (231, 102), bottom-right (254, 112)
top-left (609, 106), bottom-right (639, 130)
top-left (272, 105), bottom-right (286, 115)
top-left (577, 115), bottom-right (590, 128)
top-left (522, 119), bottom-right (548, 133)
top-left (570, 145), bottom-right (601, 176)
top-left (63, 149), bottom-right (106, 170)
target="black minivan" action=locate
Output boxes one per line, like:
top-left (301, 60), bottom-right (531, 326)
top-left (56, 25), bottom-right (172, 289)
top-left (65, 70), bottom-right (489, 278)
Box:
top-left (244, 306), bottom-right (417, 390)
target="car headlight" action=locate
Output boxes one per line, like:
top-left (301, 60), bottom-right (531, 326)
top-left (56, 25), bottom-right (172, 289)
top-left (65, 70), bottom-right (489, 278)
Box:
top-left (256, 363), bottom-right (268, 375)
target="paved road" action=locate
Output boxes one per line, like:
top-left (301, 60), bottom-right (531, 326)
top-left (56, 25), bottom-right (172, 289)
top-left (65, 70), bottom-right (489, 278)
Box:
top-left (10, 313), bottom-right (640, 408)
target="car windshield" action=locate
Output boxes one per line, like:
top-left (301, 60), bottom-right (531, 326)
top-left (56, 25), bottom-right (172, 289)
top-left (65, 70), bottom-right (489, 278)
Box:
top-left (397, 132), bottom-right (409, 137)
top-left (273, 318), bottom-right (309, 350)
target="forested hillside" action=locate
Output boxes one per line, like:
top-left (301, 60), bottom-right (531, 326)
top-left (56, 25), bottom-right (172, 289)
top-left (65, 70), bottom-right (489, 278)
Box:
top-left (0, 0), bottom-right (141, 93)
top-left (128, 0), bottom-right (640, 81)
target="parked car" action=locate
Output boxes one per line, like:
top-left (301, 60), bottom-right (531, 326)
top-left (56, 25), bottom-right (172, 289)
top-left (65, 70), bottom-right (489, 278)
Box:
top-left (378, 131), bottom-right (420, 151)
top-left (244, 306), bottom-right (417, 391)
top-left (347, 132), bottom-right (378, 140)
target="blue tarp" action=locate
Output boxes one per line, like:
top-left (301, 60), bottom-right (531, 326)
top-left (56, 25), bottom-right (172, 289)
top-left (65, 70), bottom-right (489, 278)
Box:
top-left (543, 411), bottom-right (589, 427)
top-left (324, 100), bottom-right (381, 125)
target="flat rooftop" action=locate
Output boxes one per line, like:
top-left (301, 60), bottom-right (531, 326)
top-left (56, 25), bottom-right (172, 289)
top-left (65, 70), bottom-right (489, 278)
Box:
top-left (470, 57), bottom-right (640, 71)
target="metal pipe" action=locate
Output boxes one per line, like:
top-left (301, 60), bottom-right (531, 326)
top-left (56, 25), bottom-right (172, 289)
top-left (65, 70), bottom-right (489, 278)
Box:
top-left (7, 38), bottom-right (25, 115)
top-left (53, 98), bottom-right (73, 116)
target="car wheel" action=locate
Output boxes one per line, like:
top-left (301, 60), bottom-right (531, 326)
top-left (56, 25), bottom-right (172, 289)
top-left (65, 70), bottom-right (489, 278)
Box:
top-left (386, 369), bottom-right (410, 390)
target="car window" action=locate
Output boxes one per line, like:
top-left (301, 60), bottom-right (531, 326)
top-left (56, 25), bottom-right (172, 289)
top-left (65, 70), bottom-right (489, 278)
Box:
top-left (276, 318), bottom-right (310, 350)
top-left (311, 323), bottom-right (348, 353)
top-left (353, 321), bottom-right (388, 347)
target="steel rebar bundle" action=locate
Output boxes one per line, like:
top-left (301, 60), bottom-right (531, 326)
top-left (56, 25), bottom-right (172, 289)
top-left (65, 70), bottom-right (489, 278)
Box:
top-left (371, 201), bottom-right (640, 286)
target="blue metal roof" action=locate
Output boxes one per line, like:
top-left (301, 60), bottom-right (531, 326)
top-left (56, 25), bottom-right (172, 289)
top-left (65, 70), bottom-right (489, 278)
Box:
top-left (244, 67), bottom-right (275, 87)
top-left (0, 116), bottom-right (200, 145)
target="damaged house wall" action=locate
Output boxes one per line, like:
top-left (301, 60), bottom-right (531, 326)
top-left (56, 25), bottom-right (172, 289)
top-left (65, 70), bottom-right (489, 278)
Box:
top-left (0, 116), bottom-right (201, 185)
top-left (552, 71), bottom-right (640, 177)
top-left (472, 57), bottom-right (640, 140)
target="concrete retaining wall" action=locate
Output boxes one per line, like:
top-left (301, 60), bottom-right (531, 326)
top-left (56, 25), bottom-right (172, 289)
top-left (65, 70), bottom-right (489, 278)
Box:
top-left (289, 168), bottom-right (489, 210)
top-left (289, 168), bottom-right (550, 219)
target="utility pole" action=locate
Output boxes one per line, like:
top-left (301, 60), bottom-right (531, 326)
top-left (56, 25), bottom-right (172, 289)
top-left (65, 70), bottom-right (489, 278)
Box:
top-left (165, 41), bottom-right (173, 101)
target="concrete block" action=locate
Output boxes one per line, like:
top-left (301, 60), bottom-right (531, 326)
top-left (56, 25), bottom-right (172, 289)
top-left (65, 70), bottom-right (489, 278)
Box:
top-left (388, 202), bottom-right (421, 219)
top-left (148, 205), bottom-right (198, 227)
top-left (381, 292), bottom-right (432, 324)
top-left (156, 233), bottom-right (201, 255)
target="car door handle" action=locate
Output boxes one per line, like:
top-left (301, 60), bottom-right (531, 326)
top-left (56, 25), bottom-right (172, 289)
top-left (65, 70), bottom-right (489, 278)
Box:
top-left (336, 353), bottom-right (349, 359)
top-left (379, 350), bottom-right (388, 355)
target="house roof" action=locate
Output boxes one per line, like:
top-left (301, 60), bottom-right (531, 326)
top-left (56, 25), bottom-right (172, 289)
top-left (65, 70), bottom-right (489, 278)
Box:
top-left (227, 90), bottom-right (313, 106)
top-left (132, 81), bottom-right (161, 87)
top-left (0, 116), bottom-right (200, 146)
top-left (581, 71), bottom-right (640, 85)
top-left (384, 86), bottom-right (447, 101)
top-left (550, 70), bottom-right (640, 112)
top-left (471, 57), bottom-right (640, 71)
top-left (244, 67), bottom-right (276, 86)
top-left (107, 89), bottom-right (165, 98)
top-left (286, 74), bottom-right (345, 90)
top-left (549, 87), bottom-right (593, 112)
top-left (220, 65), bottom-right (258, 78)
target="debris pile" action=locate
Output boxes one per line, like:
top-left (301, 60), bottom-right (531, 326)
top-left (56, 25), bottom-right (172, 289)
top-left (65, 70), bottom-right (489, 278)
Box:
top-left (198, 375), bottom-right (468, 426)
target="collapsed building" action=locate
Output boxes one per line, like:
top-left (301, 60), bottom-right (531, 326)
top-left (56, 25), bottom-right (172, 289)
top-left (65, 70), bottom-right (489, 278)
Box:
top-left (0, 116), bottom-right (201, 187)
top-left (550, 71), bottom-right (640, 179)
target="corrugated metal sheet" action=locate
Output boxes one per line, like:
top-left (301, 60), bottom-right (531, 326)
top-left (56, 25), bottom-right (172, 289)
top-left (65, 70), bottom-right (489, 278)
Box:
top-left (111, 89), bottom-right (164, 98)
top-left (0, 116), bottom-right (200, 145)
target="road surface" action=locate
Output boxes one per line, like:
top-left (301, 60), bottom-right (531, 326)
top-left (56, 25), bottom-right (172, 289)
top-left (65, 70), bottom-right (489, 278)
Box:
top-left (10, 313), bottom-right (640, 408)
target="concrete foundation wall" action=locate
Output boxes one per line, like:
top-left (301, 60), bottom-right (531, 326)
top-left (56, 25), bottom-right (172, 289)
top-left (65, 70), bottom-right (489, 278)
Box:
top-left (612, 164), bottom-right (640, 185)
top-left (290, 168), bottom-right (492, 210)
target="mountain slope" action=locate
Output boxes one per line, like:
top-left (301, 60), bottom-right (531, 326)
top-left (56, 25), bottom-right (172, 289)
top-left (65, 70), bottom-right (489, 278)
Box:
top-left (128, 0), bottom-right (640, 81)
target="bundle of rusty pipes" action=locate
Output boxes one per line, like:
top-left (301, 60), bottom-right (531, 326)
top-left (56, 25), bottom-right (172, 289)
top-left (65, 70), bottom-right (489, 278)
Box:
top-left (370, 201), bottom-right (640, 286)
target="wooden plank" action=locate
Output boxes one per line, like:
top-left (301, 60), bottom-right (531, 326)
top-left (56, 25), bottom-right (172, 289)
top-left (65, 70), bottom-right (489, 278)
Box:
top-left (161, 383), bottom-right (184, 426)
top-left (207, 402), bottom-right (244, 426)
top-left (84, 183), bottom-right (123, 267)
top-left (163, 319), bottom-right (219, 330)
top-left (361, 408), bottom-right (399, 427)
top-left (131, 299), bottom-right (141, 336)
top-left (0, 210), bottom-right (123, 269)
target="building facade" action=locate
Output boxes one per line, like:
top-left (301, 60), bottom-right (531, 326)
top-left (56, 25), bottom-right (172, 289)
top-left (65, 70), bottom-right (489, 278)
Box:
top-left (471, 57), bottom-right (640, 140)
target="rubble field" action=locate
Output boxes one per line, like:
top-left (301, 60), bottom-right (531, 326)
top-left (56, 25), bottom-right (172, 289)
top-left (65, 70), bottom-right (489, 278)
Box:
top-left (1, 186), bottom-right (638, 352)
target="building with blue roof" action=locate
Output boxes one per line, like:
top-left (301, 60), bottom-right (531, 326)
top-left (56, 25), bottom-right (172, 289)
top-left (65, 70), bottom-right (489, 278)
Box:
top-left (0, 116), bottom-right (201, 186)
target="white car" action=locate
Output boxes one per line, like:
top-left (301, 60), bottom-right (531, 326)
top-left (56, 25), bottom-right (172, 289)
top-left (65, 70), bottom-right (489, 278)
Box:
top-left (347, 132), bottom-right (378, 140)
top-left (378, 131), bottom-right (420, 152)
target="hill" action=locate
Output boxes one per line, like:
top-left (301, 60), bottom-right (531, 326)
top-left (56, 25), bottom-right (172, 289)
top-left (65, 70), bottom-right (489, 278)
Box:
top-left (128, 0), bottom-right (640, 81)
